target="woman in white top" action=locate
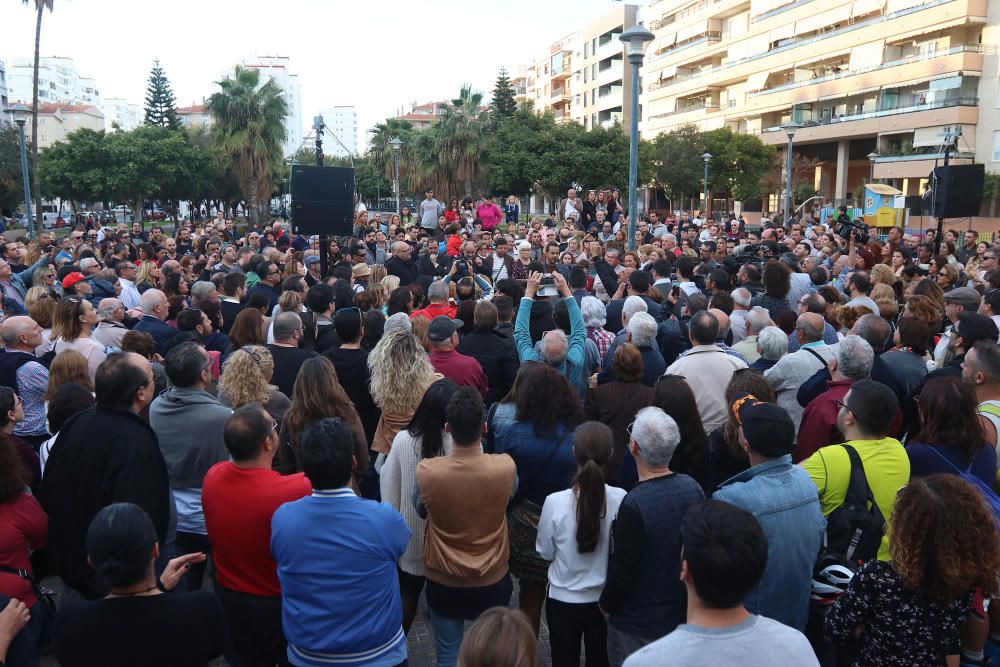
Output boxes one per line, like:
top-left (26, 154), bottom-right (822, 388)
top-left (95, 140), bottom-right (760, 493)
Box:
top-left (51, 297), bottom-right (106, 384)
top-left (536, 421), bottom-right (626, 667)
top-left (379, 378), bottom-right (457, 636)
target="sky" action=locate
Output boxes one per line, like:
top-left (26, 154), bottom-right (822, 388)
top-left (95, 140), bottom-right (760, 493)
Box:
top-left (0, 0), bottom-right (635, 151)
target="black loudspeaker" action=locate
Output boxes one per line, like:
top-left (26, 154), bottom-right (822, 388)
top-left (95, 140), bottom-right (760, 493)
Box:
top-left (929, 163), bottom-right (984, 218)
top-left (290, 165), bottom-right (355, 236)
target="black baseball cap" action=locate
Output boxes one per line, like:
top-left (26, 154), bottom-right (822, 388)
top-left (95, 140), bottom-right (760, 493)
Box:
top-left (733, 394), bottom-right (795, 458)
top-left (427, 315), bottom-right (463, 342)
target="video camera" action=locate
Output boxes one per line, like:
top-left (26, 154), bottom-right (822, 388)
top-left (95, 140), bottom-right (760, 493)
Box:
top-left (836, 218), bottom-right (870, 246)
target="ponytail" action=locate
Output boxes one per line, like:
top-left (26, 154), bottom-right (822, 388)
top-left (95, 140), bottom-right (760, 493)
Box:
top-left (574, 458), bottom-right (607, 554)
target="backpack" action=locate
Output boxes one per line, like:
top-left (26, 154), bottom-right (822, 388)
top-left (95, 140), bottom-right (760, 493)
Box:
top-left (815, 445), bottom-right (886, 573)
top-left (926, 446), bottom-right (1000, 526)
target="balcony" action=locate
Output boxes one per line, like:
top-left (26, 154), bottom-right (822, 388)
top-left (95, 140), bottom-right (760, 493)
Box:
top-left (551, 86), bottom-right (571, 102)
top-left (649, 99), bottom-right (722, 120)
top-left (597, 36), bottom-right (623, 61)
top-left (599, 62), bottom-right (625, 86)
top-left (749, 45), bottom-right (982, 98)
top-left (873, 151), bottom-right (974, 178)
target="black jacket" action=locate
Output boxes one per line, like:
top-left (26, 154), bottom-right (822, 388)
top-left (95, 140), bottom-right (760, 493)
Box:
top-left (324, 347), bottom-right (381, 445)
top-left (605, 296), bottom-right (665, 334)
top-left (38, 407), bottom-right (171, 599)
top-left (385, 256), bottom-right (419, 286)
top-left (457, 328), bottom-right (519, 405)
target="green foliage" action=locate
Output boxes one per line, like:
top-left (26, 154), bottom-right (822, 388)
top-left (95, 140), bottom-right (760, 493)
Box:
top-left (984, 172), bottom-right (1000, 203)
top-left (206, 66), bottom-right (289, 225)
top-left (794, 182), bottom-right (818, 205)
top-left (701, 128), bottom-right (776, 201)
top-left (144, 59), bottom-right (181, 131)
top-left (651, 124), bottom-right (703, 201)
top-left (37, 128), bottom-right (112, 204)
top-left (489, 68), bottom-right (518, 121)
top-left (0, 126), bottom-right (31, 214)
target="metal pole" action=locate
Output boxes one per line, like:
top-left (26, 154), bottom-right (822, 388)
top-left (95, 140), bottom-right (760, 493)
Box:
top-left (784, 136), bottom-right (794, 226)
top-left (703, 160), bottom-right (709, 217)
top-left (934, 145), bottom-right (952, 256)
top-left (314, 118), bottom-right (328, 280)
top-left (14, 122), bottom-right (33, 240)
top-left (393, 150), bottom-right (401, 216)
top-left (627, 52), bottom-right (641, 252)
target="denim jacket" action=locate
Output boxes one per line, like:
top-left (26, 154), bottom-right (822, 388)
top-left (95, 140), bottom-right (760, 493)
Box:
top-left (713, 455), bottom-right (825, 631)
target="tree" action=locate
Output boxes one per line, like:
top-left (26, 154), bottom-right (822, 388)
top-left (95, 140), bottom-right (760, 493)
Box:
top-left (144, 59), bottom-right (181, 130)
top-left (436, 85), bottom-right (487, 196)
top-left (650, 125), bottom-right (703, 208)
top-left (489, 68), bottom-right (517, 122)
top-left (206, 65), bottom-right (288, 226)
top-left (367, 118), bottom-right (414, 183)
top-left (0, 126), bottom-right (30, 215)
top-left (23, 0), bottom-right (54, 236)
top-left (37, 128), bottom-right (112, 207)
top-left (702, 128), bottom-right (776, 202)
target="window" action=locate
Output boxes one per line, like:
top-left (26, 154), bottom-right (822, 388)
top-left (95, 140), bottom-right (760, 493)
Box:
top-left (584, 69), bottom-right (588, 83)
top-left (993, 131), bottom-right (1000, 162)
top-left (584, 43), bottom-right (589, 58)
top-left (592, 64), bottom-right (597, 78)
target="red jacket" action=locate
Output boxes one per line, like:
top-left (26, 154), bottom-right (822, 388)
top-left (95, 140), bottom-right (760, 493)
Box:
top-left (411, 302), bottom-right (457, 321)
top-left (446, 234), bottom-right (463, 257)
top-left (794, 379), bottom-right (902, 463)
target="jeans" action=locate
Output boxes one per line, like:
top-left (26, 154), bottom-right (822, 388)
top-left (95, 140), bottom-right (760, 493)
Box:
top-left (174, 531), bottom-right (212, 592)
top-left (0, 594), bottom-right (53, 667)
top-left (214, 583), bottom-right (290, 667)
top-left (546, 598), bottom-right (609, 667)
top-left (427, 607), bottom-right (465, 667)
top-left (606, 624), bottom-right (657, 667)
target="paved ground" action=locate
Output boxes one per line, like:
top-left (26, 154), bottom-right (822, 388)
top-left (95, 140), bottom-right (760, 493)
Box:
top-left (40, 578), bottom-right (560, 667)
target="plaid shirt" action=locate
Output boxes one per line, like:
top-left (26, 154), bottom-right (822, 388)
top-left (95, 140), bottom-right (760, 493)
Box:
top-left (587, 327), bottom-right (616, 361)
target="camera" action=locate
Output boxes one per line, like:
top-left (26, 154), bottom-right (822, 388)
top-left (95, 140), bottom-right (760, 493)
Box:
top-left (837, 219), bottom-right (870, 246)
top-left (538, 273), bottom-right (559, 297)
top-left (455, 259), bottom-right (470, 276)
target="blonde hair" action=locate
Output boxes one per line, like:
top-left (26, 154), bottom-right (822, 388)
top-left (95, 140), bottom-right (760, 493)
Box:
top-left (368, 265), bottom-right (387, 285)
top-left (366, 283), bottom-right (389, 310)
top-left (277, 290), bottom-right (301, 314)
top-left (871, 283), bottom-right (899, 319)
top-left (381, 274), bottom-right (401, 293)
top-left (219, 345), bottom-right (277, 407)
top-left (136, 260), bottom-right (158, 286)
top-left (368, 327), bottom-right (436, 414)
top-left (46, 349), bottom-right (92, 399)
top-left (870, 263), bottom-right (896, 286)
top-left (25, 286), bottom-right (51, 311)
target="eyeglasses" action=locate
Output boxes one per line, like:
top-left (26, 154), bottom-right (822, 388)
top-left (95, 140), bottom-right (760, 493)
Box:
top-left (267, 270), bottom-right (280, 276)
top-left (834, 398), bottom-right (853, 414)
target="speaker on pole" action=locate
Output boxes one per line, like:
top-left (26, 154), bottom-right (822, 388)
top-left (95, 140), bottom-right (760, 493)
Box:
top-left (290, 165), bottom-right (355, 237)
top-left (928, 163), bottom-right (984, 219)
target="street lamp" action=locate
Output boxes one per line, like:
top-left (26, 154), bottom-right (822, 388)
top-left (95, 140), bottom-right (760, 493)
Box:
top-left (4, 104), bottom-right (34, 239)
top-left (620, 23), bottom-right (655, 251)
top-left (702, 152), bottom-right (713, 218)
top-left (389, 136), bottom-right (403, 216)
top-left (867, 151), bottom-right (879, 185)
top-left (782, 121), bottom-right (801, 225)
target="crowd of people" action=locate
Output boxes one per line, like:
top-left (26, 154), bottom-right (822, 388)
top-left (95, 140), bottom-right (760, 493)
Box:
top-left (1, 191), bottom-right (1000, 667)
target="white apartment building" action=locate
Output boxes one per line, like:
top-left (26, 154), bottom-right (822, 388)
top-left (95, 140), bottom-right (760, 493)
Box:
top-left (8, 56), bottom-right (98, 107)
top-left (321, 106), bottom-right (358, 156)
top-left (239, 55), bottom-right (304, 156)
top-left (103, 97), bottom-right (142, 131)
top-left (0, 60), bottom-right (8, 117)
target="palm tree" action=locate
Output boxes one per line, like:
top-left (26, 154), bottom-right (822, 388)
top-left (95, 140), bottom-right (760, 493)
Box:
top-left (206, 66), bottom-right (288, 226)
top-left (23, 0), bottom-right (53, 237)
top-left (367, 118), bottom-right (413, 182)
top-left (436, 85), bottom-right (486, 196)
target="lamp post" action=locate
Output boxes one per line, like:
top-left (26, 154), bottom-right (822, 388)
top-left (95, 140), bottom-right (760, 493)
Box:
top-left (620, 24), bottom-right (655, 251)
top-left (702, 152), bottom-right (713, 218)
top-left (389, 136), bottom-right (403, 216)
top-left (782, 121), bottom-right (801, 225)
top-left (4, 104), bottom-right (34, 239)
top-left (867, 151), bottom-right (879, 184)
top-left (313, 115), bottom-right (325, 167)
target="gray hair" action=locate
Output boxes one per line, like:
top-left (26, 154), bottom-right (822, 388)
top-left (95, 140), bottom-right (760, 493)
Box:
top-left (427, 280), bottom-right (449, 303)
top-left (731, 287), bottom-right (751, 308)
top-left (622, 295), bottom-right (648, 324)
top-left (190, 281), bottom-right (216, 301)
top-left (630, 406), bottom-right (680, 468)
top-left (606, 248), bottom-right (621, 260)
top-left (581, 296), bottom-right (607, 328)
top-left (272, 311), bottom-right (302, 341)
top-left (757, 326), bottom-right (788, 361)
top-left (140, 289), bottom-right (167, 316)
top-left (79, 257), bottom-right (100, 272)
top-left (384, 312), bottom-right (413, 333)
top-left (746, 306), bottom-right (771, 335)
top-left (0, 316), bottom-right (35, 347)
top-left (837, 334), bottom-right (874, 380)
top-left (627, 312), bottom-right (658, 348)
top-left (97, 298), bottom-right (123, 321)
top-left (540, 329), bottom-right (568, 366)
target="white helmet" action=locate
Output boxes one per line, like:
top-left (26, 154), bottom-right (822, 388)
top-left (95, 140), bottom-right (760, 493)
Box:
top-left (811, 564), bottom-right (855, 606)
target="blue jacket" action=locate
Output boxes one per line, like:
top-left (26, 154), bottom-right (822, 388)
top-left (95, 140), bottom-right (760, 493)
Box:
top-left (713, 456), bottom-right (825, 631)
top-left (134, 315), bottom-right (177, 355)
top-left (494, 421), bottom-right (575, 505)
top-left (515, 295), bottom-right (586, 396)
top-left (271, 488), bottom-right (410, 667)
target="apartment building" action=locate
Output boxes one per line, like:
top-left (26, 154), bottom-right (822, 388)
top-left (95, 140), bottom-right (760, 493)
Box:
top-left (525, 5), bottom-right (640, 128)
top-left (0, 60), bottom-right (8, 116)
top-left (20, 103), bottom-right (105, 148)
top-left (321, 106), bottom-right (358, 156)
top-left (103, 97), bottom-right (142, 132)
top-left (177, 104), bottom-right (213, 130)
top-left (7, 56), bottom-right (101, 107)
top-left (239, 55), bottom-right (304, 156)
top-left (641, 0), bottom-right (990, 206)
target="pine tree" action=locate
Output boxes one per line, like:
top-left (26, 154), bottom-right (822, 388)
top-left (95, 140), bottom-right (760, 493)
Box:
top-left (144, 59), bottom-right (181, 130)
top-left (490, 68), bottom-right (517, 121)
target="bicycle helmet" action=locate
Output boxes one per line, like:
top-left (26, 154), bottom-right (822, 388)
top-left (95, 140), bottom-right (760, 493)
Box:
top-left (810, 563), bottom-right (855, 606)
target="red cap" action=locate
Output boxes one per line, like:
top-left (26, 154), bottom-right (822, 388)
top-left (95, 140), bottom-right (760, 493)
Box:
top-left (61, 272), bottom-right (85, 290)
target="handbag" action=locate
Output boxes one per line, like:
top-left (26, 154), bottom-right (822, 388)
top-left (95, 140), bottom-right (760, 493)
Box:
top-left (0, 563), bottom-right (57, 615)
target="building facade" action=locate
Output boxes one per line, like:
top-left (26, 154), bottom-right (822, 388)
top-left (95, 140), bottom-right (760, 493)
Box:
top-left (640, 0), bottom-right (989, 208)
top-left (0, 60), bottom-right (8, 118)
top-left (20, 103), bottom-right (105, 148)
top-left (321, 106), bottom-right (358, 156)
top-left (239, 55), bottom-right (304, 156)
top-left (7, 56), bottom-right (100, 107)
top-left (103, 97), bottom-right (142, 132)
top-left (177, 103), bottom-right (213, 130)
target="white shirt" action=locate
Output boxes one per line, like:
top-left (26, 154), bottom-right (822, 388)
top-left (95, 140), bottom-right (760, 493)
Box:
top-left (490, 252), bottom-right (508, 283)
top-left (536, 485), bottom-right (626, 603)
top-left (118, 277), bottom-right (141, 309)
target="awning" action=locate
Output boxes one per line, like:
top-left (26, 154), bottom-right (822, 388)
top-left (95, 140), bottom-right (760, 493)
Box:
top-left (797, 5), bottom-right (851, 34)
top-left (913, 124), bottom-right (976, 147)
top-left (851, 0), bottom-right (884, 17)
top-left (659, 64), bottom-right (678, 80)
top-left (745, 70), bottom-right (770, 92)
top-left (886, 0), bottom-right (925, 13)
top-left (728, 39), bottom-right (748, 61)
top-left (770, 23), bottom-right (795, 42)
top-left (817, 84), bottom-right (881, 100)
top-left (888, 16), bottom-right (977, 42)
top-left (797, 49), bottom-right (850, 68)
top-left (849, 40), bottom-right (885, 70)
top-left (868, 184), bottom-right (902, 195)
top-left (677, 20), bottom-right (708, 42)
top-left (744, 34), bottom-right (771, 57)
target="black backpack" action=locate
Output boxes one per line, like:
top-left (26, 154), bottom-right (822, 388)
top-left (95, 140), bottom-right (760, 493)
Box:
top-left (815, 445), bottom-right (886, 573)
